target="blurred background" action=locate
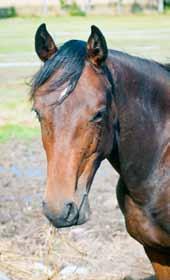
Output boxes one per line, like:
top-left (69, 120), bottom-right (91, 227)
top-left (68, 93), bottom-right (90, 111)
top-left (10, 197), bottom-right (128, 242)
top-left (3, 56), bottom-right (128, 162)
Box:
top-left (0, 1), bottom-right (170, 280)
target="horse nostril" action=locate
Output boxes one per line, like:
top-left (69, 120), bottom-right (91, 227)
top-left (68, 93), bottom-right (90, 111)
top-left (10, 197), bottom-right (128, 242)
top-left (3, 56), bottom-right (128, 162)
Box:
top-left (42, 200), bottom-right (79, 227)
top-left (64, 202), bottom-right (78, 222)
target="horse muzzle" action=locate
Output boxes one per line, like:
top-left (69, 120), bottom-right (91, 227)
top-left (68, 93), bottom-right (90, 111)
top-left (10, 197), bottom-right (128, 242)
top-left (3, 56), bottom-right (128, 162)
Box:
top-left (42, 194), bottom-right (90, 228)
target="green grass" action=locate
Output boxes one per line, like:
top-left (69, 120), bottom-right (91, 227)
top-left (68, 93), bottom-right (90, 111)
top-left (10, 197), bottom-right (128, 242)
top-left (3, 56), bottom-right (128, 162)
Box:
top-left (0, 100), bottom-right (19, 109)
top-left (0, 124), bottom-right (40, 143)
top-left (0, 15), bottom-right (169, 62)
top-left (0, 15), bottom-right (170, 142)
top-left (0, 15), bottom-right (170, 55)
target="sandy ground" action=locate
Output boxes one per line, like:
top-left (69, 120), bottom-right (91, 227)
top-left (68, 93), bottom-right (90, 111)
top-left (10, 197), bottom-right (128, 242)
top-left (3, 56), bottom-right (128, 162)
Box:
top-left (0, 138), bottom-right (155, 280)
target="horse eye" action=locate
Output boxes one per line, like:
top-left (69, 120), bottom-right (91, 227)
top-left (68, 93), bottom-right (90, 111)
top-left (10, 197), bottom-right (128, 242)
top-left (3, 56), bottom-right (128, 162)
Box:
top-left (90, 109), bottom-right (106, 123)
top-left (32, 108), bottom-right (41, 122)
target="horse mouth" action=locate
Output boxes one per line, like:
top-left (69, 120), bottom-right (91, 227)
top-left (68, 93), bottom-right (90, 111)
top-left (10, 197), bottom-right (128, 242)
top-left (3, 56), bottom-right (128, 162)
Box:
top-left (43, 193), bottom-right (91, 228)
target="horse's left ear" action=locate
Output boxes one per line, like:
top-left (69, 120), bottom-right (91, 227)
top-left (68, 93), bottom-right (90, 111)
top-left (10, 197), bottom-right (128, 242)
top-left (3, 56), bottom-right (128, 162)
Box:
top-left (87, 25), bottom-right (108, 67)
top-left (35, 23), bottom-right (57, 62)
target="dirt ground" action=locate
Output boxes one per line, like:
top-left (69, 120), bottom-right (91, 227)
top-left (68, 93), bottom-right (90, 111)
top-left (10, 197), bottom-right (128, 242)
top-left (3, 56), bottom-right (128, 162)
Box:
top-left (0, 138), bottom-right (155, 280)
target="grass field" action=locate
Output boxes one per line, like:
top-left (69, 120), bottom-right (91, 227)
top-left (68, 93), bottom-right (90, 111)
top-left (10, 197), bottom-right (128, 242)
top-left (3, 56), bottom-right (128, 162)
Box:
top-left (0, 14), bottom-right (170, 141)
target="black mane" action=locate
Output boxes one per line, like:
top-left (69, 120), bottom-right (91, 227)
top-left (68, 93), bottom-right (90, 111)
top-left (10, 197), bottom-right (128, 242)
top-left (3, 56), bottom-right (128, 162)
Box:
top-left (30, 39), bottom-right (170, 101)
top-left (30, 40), bottom-right (86, 100)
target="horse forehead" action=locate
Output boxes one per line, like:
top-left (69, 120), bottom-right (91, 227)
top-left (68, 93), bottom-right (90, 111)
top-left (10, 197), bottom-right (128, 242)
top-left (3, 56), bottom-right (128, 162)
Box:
top-left (82, 63), bottom-right (105, 86)
top-left (77, 63), bottom-right (108, 103)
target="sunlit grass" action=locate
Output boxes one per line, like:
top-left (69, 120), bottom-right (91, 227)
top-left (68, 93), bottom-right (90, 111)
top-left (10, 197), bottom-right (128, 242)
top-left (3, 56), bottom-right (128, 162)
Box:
top-left (0, 15), bottom-right (170, 54)
top-left (0, 124), bottom-right (40, 142)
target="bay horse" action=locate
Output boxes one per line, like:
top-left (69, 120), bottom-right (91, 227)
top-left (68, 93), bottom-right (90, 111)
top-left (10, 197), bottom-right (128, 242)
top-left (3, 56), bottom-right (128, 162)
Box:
top-left (31, 23), bottom-right (170, 279)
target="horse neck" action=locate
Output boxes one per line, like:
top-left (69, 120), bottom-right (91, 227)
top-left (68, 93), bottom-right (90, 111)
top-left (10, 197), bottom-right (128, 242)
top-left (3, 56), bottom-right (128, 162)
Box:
top-left (106, 50), bottom-right (169, 185)
top-left (108, 50), bottom-right (155, 104)
top-left (106, 49), bottom-right (170, 131)
top-left (107, 50), bottom-right (169, 107)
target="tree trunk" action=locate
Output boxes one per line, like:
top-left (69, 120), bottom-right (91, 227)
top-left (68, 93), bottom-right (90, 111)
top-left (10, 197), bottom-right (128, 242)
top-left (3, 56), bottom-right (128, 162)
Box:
top-left (158, 0), bottom-right (164, 13)
top-left (42, 0), bottom-right (48, 15)
top-left (117, 0), bottom-right (123, 14)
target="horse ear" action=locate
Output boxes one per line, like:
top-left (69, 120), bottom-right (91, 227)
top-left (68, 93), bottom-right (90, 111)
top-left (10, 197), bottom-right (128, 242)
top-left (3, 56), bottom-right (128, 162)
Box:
top-left (35, 23), bottom-right (57, 62)
top-left (87, 25), bottom-right (108, 67)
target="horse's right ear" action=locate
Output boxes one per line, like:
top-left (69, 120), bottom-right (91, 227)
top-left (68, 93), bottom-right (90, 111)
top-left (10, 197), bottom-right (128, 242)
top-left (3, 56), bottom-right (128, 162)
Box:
top-left (35, 23), bottom-right (57, 62)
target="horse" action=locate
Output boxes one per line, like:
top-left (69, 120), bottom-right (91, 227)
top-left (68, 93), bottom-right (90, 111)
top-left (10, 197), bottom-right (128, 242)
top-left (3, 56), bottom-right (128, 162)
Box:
top-left (31, 23), bottom-right (170, 279)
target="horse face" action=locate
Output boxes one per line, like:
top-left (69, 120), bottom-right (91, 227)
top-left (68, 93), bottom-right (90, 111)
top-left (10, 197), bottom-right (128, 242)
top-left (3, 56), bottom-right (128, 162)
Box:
top-left (33, 24), bottom-right (116, 228)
